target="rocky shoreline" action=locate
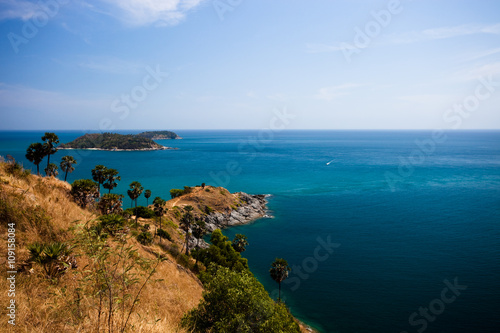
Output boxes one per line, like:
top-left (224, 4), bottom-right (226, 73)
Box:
top-left (189, 192), bottom-right (271, 250)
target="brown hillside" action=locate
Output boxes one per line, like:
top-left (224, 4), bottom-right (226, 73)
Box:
top-left (0, 161), bottom-right (202, 333)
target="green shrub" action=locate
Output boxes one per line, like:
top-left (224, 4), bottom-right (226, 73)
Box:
top-left (204, 206), bottom-right (214, 214)
top-left (170, 189), bottom-right (184, 199)
top-left (156, 228), bottom-right (172, 241)
top-left (27, 242), bottom-right (75, 278)
top-left (136, 231), bottom-right (153, 245)
top-left (181, 264), bottom-right (300, 332)
top-left (123, 206), bottom-right (155, 218)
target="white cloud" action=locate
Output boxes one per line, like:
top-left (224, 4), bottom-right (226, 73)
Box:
top-left (0, 0), bottom-right (41, 21)
top-left (97, 0), bottom-right (207, 26)
top-left (308, 23), bottom-right (500, 53)
top-left (314, 83), bottom-right (364, 101)
top-left (452, 62), bottom-right (500, 82)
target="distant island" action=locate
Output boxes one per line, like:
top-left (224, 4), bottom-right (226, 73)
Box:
top-left (137, 130), bottom-right (182, 140)
top-left (59, 132), bottom-right (179, 151)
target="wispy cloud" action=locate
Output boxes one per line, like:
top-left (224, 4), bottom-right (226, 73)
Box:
top-left (452, 62), bottom-right (500, 82)
top-left (96, 0), bottom-right (207, 26)
top-left (307, 23), bottom-right (500, 53)
top-left (314, 83), bottom-right (364, 101)
top-left (0, 0), bottom-right (41, 21)
top-left (77, 56), bottom-right (145, 74)
top-left (0, 83), bottom-right (107, 110)
top-left (388, 23), bottom-right (500, 44)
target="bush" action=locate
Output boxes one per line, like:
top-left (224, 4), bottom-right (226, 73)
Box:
top-left (156, 228), bottom-right (172, 241)
top-left (136, 231), bottom-right (153, 245)
top-left (170, 189), bottom-right (184, 199)
top-left (71, 179), bottom-right (99, 208)
top-left (204, 205), bottom-right (214, 214)
top-left (98, 193), bottom-right (124, 215)
top-left (123, 206), bottom-right (155, 218)
top-left (96, 214), bottom-right (126, 237)
top-left (5, 160), bottom-right (31, 179)
top-left (27, 242), bottom-right (76, 278)
top-left (181, 265), bottom-right (301, 332)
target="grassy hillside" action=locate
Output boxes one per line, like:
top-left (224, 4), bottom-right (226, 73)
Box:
top-left (0, 161), bottom-right (201, 332)
top-left (0, 160), bottom-right (313, 333)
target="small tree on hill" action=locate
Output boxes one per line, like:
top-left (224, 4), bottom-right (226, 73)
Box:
top-left (45, 163), bottom-right (58, 177)
top-left (102, 168), bottom-right (120, 193)
top-left (91, 165), bottom-right (108, 197)
top-left (180, 205), bottom-right (194, 255)
top-left (232, 234), bottom-right (249, 253)
top-left (26, 142), bottom-right (45, 175)
top-left (127, 181), bottom-right (143, 227)
top-left (41, 132), bottom-right (59, 174)
top-left (71, 179), bottom-right (99, 208)
top-left (144, 189), bottom-right (151, 206)
top-left (60, 155), bottom-right (77, 181)
top-left (153, 196), bottom-right (166, 241)
top-left (98, 193), bottom-right (124, 215)
top-left (270, 258), bottom-right (291, 302)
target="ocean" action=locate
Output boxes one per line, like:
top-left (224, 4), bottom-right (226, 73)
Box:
top-left (1, 130), bottom-right (499, 333)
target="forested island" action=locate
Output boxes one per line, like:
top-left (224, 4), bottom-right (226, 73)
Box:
top-left (59, 132), bottom-right (178, 151)
top-left (138, 130), bottom-right (182, 140)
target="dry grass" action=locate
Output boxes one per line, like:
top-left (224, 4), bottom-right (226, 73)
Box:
top-left (0, 162), bottom-right (310, 333)
top-left (0, 162), bottom-right (202, 332)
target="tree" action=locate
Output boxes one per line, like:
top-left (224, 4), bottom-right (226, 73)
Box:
top-left (102, 168), bottom-right (120, 193)
top-left (180, 205), bottom-right (194, 255)
top-left (153, 197), bottom-right (166, 241)
top-left (192, 218), bottom-right (207, 266)
top-left (91, 165), bottom-right (107, 197)
top-left (98, 193), bottom-right (124, 215)
top-left (70, 179), bottom-right (99, 208)
top-left (45, 163), bottom-right (58, 177)
top-left (181, 264), bottom-right (301, 333)
top-left (60, 155), bottom-right (77, 181)
top-left (127, 181), bottom-right (143, 227)
top-left (232, 234), bottom-right (249, 253)
top-left (270, 258), bottom-right (291, 302)
top-left (25, 142), bottom-right (45, 175)
top-left (41, 132), bottom-right (59, 174)
top-left (144, 189), bottom-right (151, 206)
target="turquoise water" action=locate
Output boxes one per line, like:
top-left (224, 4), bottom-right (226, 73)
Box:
top-left (1, 130), bottom-right (499, 333)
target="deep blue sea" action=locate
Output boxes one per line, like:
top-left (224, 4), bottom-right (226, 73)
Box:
top-left (1, 130), bottom-right (499, 333)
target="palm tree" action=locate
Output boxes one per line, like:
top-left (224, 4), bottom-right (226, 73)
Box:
top-left (180, 205), bottom-right (194, 254)
top-left (44, 163), bottom-right (59, 177)
top-left (102, 168), bottom-right (120, 193)
top-left (144, 189), bottom-right (152, 206)
top-left (26, 142), bottom-right (45, 175)
top-left (60, 155), bottom-right (77, 181)
top-left (91, 165), bottom-right (107, 197)
top-left (192, 218), bottom-right (207, 266)
top-left (127, 181), bottom-right (143, 227)
top-left (269, 258), bottom-right (291, 302)
top-left (232, 234), bottom-right (249, 253)
top-left (153, 196), bottom-right (166, 241)
top-left (41, 132), bottom-right (59, 174)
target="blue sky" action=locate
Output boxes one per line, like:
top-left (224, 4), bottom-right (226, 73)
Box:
top-left (0, 0), bottom-right (499, 130)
